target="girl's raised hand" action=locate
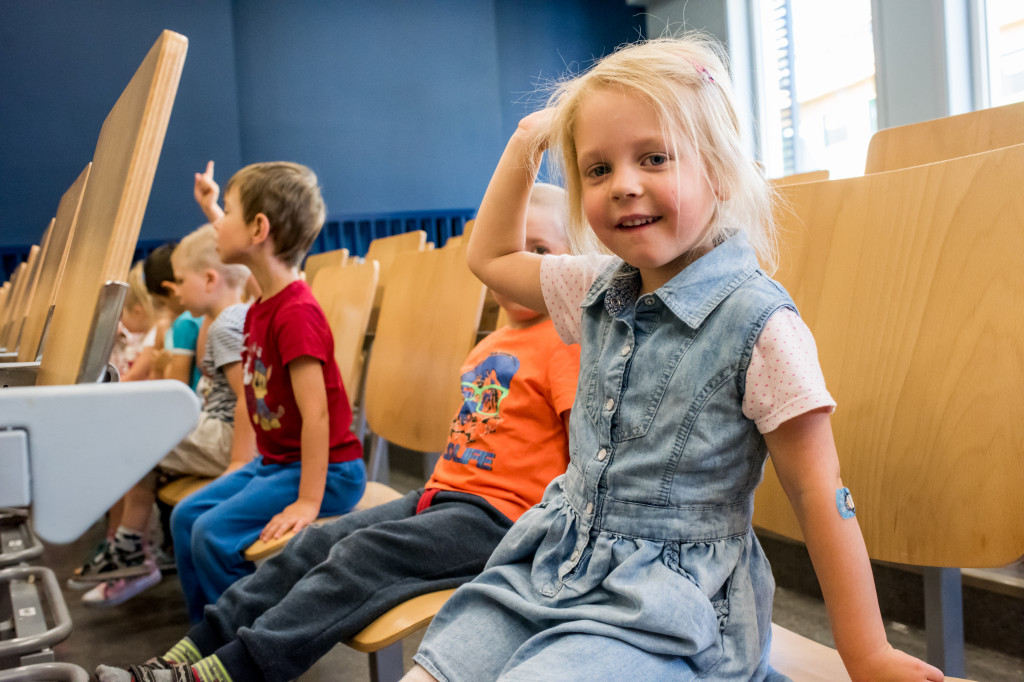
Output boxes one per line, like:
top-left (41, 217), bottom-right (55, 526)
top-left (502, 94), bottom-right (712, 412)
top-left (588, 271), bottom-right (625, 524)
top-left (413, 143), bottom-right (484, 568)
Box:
top-left (513, 108), bottom-right (556, 151)
top-left (846, 644), bottom-right (944, 682)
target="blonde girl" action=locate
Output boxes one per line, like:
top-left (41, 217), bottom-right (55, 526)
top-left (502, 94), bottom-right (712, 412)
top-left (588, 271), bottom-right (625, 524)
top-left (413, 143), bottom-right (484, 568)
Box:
top-left (404, 35), bottom-right (942, 682)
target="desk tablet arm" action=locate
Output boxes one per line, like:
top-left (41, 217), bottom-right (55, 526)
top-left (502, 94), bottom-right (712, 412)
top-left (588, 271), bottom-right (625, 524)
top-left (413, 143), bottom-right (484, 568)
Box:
top-left (0, 380), bottom-right (200, 544)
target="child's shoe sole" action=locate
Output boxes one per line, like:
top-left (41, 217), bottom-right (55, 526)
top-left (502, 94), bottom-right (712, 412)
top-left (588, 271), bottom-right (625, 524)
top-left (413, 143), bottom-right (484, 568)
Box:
top-left (81, 566), bottom-right (161, 608)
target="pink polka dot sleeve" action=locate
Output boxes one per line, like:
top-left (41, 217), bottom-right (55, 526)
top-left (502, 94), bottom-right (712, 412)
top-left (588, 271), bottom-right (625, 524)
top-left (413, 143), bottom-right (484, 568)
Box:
top-left (743, 309), bottom-right (836, 433)
top-left (539, 253), bottom-right (616, 345)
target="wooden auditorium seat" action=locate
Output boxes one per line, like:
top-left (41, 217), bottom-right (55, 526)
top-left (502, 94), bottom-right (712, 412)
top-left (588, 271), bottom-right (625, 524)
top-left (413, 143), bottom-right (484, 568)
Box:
top-left (755, 142), bottom-right (1024, 681)
top-left (311, 259), bottom-right (378, 407)
top-left (769, 169), bottom-right (829, 186)
top-left (864, 100), bottom-right (1024, 173)
top-left (15, 166), bottom-right (90, 365)
top-left (352, 242), bottom-right (486, 681)
top-left (303, 247), bottom-right (349, 287)
top-left (363, 229), bottom-right (428, 332)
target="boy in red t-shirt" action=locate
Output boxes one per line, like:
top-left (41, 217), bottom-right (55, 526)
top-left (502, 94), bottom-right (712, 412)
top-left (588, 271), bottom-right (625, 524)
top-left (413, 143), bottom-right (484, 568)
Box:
top-left (168, 162), bottom-right (366, 623)
top-left (96, 184), bottom-right (579, 682)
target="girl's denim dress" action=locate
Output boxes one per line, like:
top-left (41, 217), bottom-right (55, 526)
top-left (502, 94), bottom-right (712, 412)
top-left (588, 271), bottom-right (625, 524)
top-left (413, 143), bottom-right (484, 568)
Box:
top-left (416, 234), bottom-right (796, 681)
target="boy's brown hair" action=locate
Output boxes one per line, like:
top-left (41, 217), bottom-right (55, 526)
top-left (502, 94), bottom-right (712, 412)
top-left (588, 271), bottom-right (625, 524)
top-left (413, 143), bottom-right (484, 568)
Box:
top-left (226, 162), bottom-right (327, 267)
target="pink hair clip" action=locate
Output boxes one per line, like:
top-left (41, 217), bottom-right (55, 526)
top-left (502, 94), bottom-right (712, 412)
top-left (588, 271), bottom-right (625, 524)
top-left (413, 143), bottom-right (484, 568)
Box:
top-left (690, 60), bottom-right (715, 85)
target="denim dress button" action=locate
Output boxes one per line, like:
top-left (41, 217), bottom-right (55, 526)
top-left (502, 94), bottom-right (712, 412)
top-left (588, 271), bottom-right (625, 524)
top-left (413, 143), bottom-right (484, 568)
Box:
top-left (586, 502), bottom-right (594, 515)
top-left (605, 398), bottom-right (615, 411)
top-left (621, 345), bottom-right (631, 356)
top-left (597, 448), bottom-right (607, 461)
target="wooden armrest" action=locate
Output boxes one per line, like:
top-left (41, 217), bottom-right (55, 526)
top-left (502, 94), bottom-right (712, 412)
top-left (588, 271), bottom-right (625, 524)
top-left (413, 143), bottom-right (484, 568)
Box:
top-left (769, 624), bottom-right (973, 682)
top-left (243, 482), bottom-right (404, 562)
top-left (156, 475), bottom-right (214, 506)
top-left (347, 588), bottom-right (456, 652)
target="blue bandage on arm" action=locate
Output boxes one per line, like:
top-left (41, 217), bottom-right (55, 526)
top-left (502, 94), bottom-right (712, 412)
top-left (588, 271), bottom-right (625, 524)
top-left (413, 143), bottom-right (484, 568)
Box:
top-left (836, 487), bottom-right (856, 519)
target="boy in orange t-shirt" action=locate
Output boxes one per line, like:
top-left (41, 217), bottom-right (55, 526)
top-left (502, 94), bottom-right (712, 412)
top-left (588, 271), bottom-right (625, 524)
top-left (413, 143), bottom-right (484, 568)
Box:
top-left (96, 183), bottom-right (579, 682)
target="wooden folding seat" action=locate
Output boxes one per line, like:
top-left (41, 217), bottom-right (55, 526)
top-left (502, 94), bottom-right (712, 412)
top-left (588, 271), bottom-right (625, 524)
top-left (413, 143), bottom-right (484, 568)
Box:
top-left (0, 260), bottom-right (30, 352)
top-left (756, 142), bottom-right (1024, 681)
top-left (865, 100), bottom-right (1024, 173)
top-left (363, 230), bottom-right (428, 332)
top-left (15, 167), bottom-right (90, 364)
top-left (769, 169), bottom-right (829, 186)
top-left (304, 247), bottom-right (349, 287)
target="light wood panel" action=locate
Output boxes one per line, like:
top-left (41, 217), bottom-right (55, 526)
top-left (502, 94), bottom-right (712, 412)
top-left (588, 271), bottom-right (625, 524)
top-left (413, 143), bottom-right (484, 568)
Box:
top-left (364, 244), bottom-right (486, 452)
top-left (364, 230), bottom-right (427, 331)
top-left (865, 100), bottom-right (1024, 173)
top-left (309, 260), bottom-right (378, 406)
top-left (0, 242), bottom-right (44, 352)
top-left (770, 169), bottom-right (829, 186)
top-left (0, 261), bottom-right (28, 349)
top-left (37, 30), bottom-right (187, 386)
top-left (753, 142), bottom-right (1024, 568)
top-left (304, 247), bottom-right (348, 288)
top-left (17, 165), bottom-right (90, 363)
top-left (348, 588), bottom-right (456, 652)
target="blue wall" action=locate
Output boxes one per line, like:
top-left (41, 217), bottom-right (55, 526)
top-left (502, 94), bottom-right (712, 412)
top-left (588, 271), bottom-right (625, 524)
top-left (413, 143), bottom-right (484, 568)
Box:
top-left (0, 0), bottom-right (243, 247)
top-left (0, 0), bottom-right (643, 251)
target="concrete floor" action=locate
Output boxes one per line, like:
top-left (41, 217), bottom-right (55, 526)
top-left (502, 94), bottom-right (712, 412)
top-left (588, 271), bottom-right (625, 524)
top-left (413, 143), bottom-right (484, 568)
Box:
top-left (14, 454), bottom-right (1024, 681)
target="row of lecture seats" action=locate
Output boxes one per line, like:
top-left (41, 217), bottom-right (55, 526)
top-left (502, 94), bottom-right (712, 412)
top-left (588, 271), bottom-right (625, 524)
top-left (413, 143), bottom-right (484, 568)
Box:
top-left (4, 51), bottom-right (1023, 681)
top-left (761, 100), bottom-right (1024, 681)
top-left (0, 30), bottom-right (199, 682)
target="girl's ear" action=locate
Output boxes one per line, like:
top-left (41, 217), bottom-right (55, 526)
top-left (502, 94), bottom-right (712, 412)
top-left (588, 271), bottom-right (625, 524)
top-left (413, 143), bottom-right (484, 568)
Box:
top-left (204, 268), bottom-right (218, 289)
top-left (251, 213), bottom-right (272, 246)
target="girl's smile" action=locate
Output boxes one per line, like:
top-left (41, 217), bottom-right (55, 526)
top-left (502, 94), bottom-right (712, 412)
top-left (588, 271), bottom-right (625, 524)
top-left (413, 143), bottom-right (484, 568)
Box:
top-left (574, 87), bottom-right (718, 293)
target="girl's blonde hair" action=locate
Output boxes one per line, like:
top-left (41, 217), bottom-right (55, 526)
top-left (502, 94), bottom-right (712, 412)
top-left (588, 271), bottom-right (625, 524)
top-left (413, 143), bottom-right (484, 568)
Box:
top-left (543, 33), bottom-right (777, 271)
top-left (125, 261), bottom-right (155, 324)
top-left (172, 224), bottom-right (251, 289)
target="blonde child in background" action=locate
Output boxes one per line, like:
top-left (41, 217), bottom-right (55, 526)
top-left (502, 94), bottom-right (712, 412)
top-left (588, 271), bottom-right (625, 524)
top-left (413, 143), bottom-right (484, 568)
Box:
top-left (169, 162), bottom-right (366, 623)
top-left (404, 35), bottom-right (943, 682)
top-left (109, 262), bottom-right (155, 381)
top-left (71, 225), bottom-right (251, 608)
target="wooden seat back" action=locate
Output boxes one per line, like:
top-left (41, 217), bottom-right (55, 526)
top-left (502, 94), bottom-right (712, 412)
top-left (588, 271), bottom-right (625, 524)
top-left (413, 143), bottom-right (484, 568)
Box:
top-left (364, 230), bottom-right (427, 331)
top-left (865, 100), bottom-right (1024, 173)
top-left (309, 260), bottom-right (379, 406)
top-left (36, 30), bottom-right (187, 386)
top-left (304, 247), bottom-right (349, 287)
top-left (363, 243), bottom-right (486, 452)
top-left (17, 166), bottom-right (90, 363)
top-left (753, 142), bottom-right (1024, 568)
top-left (0, 259), bottom-right (30, 350)
top-left (770, 169), bottom-right (829, 186)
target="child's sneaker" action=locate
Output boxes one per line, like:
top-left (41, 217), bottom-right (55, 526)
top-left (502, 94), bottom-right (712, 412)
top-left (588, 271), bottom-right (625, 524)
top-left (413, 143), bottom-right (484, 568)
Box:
top-left (153, 545), bottom-right (177, 574)
top-left (67, 537), bottom-right (114, 590)
top-left (68, 532), bottom-right (151, 587)
top-left (81, 562), bottom-right (162, 608)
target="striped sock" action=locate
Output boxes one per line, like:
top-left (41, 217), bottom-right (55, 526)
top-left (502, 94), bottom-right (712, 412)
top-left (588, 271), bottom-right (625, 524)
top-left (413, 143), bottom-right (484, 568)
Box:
top-left (193, 655), bottom-right (233, 682)
top-left (163, 637), bottom-right (202, 665)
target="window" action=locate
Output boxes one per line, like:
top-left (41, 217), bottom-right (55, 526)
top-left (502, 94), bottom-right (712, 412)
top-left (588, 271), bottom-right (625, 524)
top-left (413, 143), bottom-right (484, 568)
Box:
top-left (754, 0), bottom-right (877, 179)
top-left (979, 0), bottom-right (1024, 106)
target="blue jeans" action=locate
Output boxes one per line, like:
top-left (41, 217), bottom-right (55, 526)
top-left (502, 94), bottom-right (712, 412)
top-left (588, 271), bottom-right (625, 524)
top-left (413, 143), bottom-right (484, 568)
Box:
top-left (170, 457), bottom-right (365, 622)
top-left (184, 490), bottom-right (512, 682)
